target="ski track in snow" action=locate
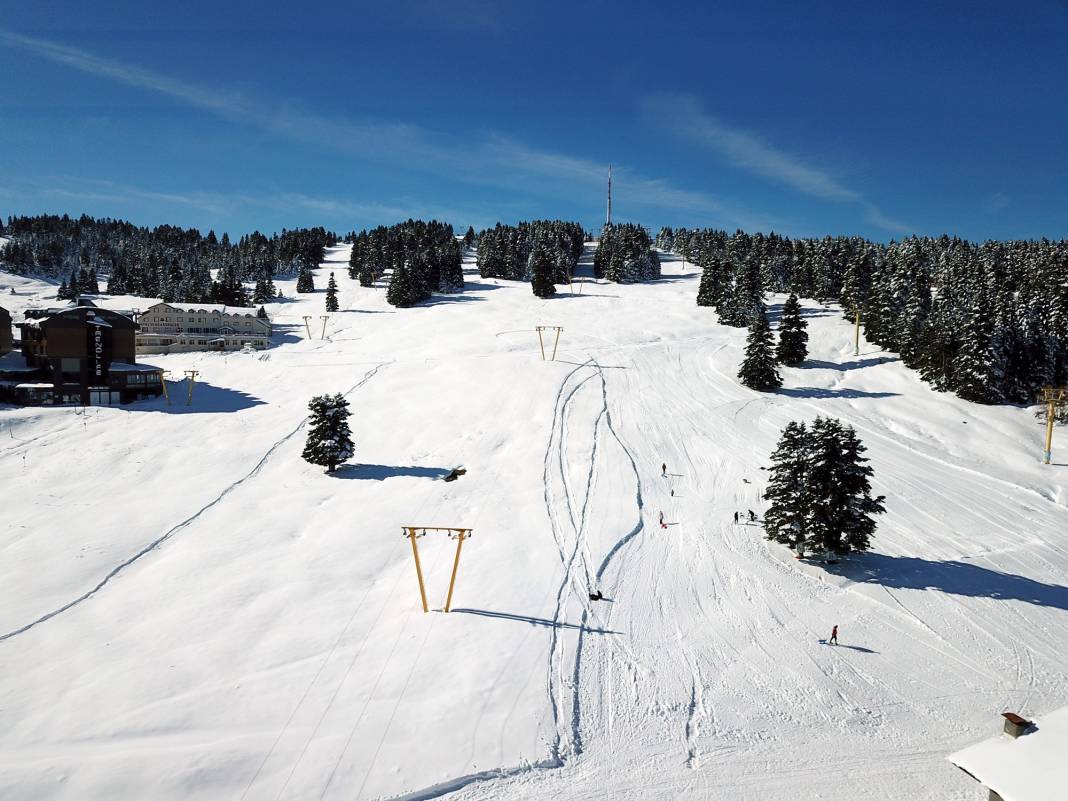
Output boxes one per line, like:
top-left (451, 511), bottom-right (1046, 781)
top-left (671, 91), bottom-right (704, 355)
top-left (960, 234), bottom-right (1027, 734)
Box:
top-left (3, 245), bottom-right (1068, 801)
top-left (0, 362), bottom-right (390, 643)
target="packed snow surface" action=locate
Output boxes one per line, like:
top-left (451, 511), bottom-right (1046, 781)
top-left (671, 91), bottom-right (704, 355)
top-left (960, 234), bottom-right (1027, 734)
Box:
top-left (1, 245), bottom-right (1067, 801)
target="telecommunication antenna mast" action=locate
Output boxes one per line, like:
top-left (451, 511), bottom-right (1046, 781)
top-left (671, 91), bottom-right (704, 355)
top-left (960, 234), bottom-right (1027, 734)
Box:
top-left (606, 164), bottom-right (612, 226)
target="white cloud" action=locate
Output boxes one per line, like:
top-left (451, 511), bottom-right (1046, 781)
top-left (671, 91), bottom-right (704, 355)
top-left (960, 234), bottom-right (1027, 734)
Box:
top-left (644, 93), bottom-right (910, 233)
top-left (0, 29), bottom-right (768, 229)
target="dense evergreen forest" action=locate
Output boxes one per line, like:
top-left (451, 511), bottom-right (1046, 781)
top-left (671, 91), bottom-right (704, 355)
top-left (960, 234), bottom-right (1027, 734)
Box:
top-left (0, 214), bottom-right (336, 306)
top-left (346, 219), bottom-right (463, 308)
top-left (663, 227), bottom-right (1068, 405)
top-left (475, 220), bottom-right (584, 284)
top-left (594, 223), bottom-right (661, 282)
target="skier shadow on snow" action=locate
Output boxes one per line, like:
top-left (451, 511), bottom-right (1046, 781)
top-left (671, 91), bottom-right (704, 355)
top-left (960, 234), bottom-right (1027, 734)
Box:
top-left (827, 554), bottom-right (1068, 611)
top-left (330, 464), bottom-right (453, 480)
top-left (451, 608), bottom-right (622, 635)
top-left (817, 640), bottom-right (878, 653)
top-left (804, 356), bottom-right (899, 371)
top-left (777, 387), bottom-right (900, 400)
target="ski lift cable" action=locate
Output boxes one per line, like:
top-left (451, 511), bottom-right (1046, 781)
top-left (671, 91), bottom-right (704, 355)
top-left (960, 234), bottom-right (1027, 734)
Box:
top-left (314, 596), bottom-right (425, 801)
top-left (351, 610), bottom-right (438, 800)
top-left (237, 540), bottom-right (403, 801)
top-left (272, 549), bottom-right (412, 801)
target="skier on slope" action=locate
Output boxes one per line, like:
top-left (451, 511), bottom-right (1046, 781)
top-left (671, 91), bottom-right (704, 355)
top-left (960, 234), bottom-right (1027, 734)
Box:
top-left (661, 462), bottom-right (667, 476)
top-left (659, 511), bottom-right (666, 529)
top-left (733, 511), bottom-right (739, 524)
top-left (748, 509), bottom-right (757, 522)
top-left (830, 625), bottom-right (838, 645)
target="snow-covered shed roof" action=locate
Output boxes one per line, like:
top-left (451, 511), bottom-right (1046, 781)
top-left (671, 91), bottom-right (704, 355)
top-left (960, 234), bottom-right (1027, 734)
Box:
top-left (948, 707), bottom-right (1068, 801)
top-left (148, 302), bottom-right (258, 316)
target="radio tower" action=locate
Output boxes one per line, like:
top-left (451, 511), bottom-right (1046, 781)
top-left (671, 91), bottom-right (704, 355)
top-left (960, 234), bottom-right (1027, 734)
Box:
top-left (606, 164), bottom-right (612, 227)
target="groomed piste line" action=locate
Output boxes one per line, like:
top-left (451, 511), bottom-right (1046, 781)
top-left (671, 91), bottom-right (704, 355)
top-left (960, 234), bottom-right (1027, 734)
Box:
top-left (0, 362), bottom-right (390, 644)
top-left (389, 355), bottom-right (649, 801)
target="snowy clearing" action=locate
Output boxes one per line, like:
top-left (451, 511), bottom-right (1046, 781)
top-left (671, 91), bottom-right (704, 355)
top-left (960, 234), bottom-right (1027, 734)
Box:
top-left (1, 244), bottom-right (1066, 800)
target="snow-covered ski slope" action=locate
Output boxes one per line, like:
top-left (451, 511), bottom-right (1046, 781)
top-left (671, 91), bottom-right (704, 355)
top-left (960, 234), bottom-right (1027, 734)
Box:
top-left (1, 244), bottom-right (1066, 801)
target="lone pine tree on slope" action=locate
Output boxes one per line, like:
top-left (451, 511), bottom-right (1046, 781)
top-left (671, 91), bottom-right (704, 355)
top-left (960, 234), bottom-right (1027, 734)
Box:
top-left (776, 292), bottom-right (809, 365)
top-left (738, 304), bottom-right (782, 390)
top-left (325, 272), bottom-right (339, 312)
top-left (302, 393), bottom-right (354, 473)
top-left (763, 417), bottom-right (885, 558)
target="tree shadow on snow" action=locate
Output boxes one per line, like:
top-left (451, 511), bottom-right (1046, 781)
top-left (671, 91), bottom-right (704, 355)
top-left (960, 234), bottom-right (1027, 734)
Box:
top-left (777, 387), bottom-right (900, 399)
top-left (270, 324), bottom-right (305, 345)
top-left (766, 302), bottom-right (838, 324)
top-left (827, 553), bottom-right (1068, 611)
top-left (451, 608), bottom-right (622, 634)
top-left (414, 294), bottom-right (486, 307)
top-left (331, 464), bottom-right (452, 480)
top-left (803, 356), bottom-right (899, 371)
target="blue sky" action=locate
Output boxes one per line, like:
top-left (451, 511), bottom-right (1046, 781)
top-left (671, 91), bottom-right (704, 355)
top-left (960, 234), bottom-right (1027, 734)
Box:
top-left (1, 1), bottom-right (1066, 241)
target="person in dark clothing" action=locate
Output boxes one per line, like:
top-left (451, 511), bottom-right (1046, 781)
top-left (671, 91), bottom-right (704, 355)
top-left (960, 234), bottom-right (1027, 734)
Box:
top-left (733, 511), bottom-right (739, 524)
top-left (747, 509), bottom-right (757, 522)
top-left (589, 590), bottom-right (604, 601)
top-left (670, 488), bottom-right (674, 497)
top-left (830, 625), bottom-right (838, 645)
top-left (661, 462), bottom-right (666, 476)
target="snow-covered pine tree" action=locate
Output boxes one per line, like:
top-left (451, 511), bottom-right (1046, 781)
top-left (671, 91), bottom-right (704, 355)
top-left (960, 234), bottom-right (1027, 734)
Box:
top-left (386, 260), bottom-right (417, 307)
top-left (296, 261), bottom-right (315, 293)
top-left (696, 256), bottom-right (721, 308)
top-left (775, 292), bottom-right (809, 365)
top-left (738, 304), bottom-right (781, 391)
top-left (833, 422), bottom-right (886, 553)
top-left (325, 272), bottom-right (339, 312)
top-left (301, 393), bottom-right (354, 473)
top-left (253, 275), bottom-right (270, 304)
top-left (800, 418), bottom-right (885, 556)
top-left (530, 243), bottom-right (556, 298)
top-left (763, 421), bottom-right (812, 555)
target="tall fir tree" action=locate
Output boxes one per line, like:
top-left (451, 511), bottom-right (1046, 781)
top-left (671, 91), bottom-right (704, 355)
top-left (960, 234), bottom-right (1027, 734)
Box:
top-left (775, 293), bottom-right (809, 365)
top-left (764, 418), bottom-right (885, 558)
top-left (763, 421), bottom-right (813, 554)
top-left (386, 261), bottom-right (417, 307)
top-left (301, 393), bottom-right (354, 473)
top-left (530, 243), bottom-right (556, 298)
top-left (696, 256), bottom-right (721, 308)
top-left (296, 261), bottom-right (315, 293)
top-left (738, 304), bottom-right (782, 390)
top-left (325, 272), bottom-right (339, 312)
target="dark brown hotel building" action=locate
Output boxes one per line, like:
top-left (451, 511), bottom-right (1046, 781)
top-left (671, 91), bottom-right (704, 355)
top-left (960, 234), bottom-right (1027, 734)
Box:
top-left (1, 305), bottom-right (164, 406)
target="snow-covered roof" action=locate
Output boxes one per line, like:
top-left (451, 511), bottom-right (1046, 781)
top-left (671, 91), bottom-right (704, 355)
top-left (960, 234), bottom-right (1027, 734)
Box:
top-left (148, 302), bottom-right (258, 316)
top-left (948, 707), bottom-right (1068, 801)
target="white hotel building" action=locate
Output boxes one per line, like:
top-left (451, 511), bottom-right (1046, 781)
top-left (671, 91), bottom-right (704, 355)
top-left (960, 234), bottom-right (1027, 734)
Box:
top-left (136, 302), bottom-right (271, 354)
